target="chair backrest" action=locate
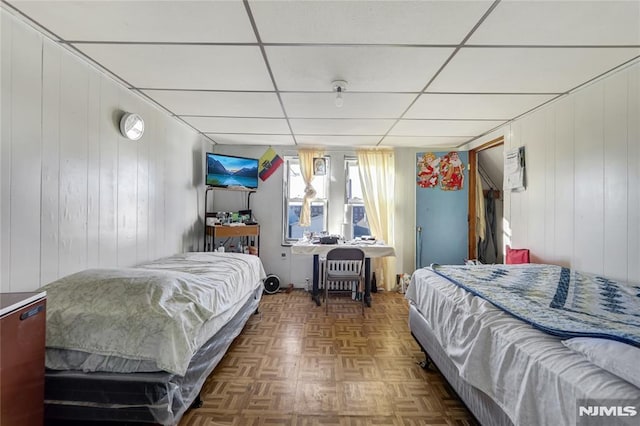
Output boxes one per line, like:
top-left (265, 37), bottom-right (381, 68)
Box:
top-left (325, 248), bottom-right (365, 278)
top-left (326, 247), bottom-right (365, 262)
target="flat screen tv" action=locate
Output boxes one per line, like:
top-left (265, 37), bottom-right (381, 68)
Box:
top-left (206, 152), bottom-right (259, 189)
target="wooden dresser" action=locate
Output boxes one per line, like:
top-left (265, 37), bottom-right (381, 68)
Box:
top-left (0, 291), bottom-right (47, 426)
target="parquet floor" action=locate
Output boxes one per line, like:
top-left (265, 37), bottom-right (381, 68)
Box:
top-left (180, 290), bottom-right (477, 426)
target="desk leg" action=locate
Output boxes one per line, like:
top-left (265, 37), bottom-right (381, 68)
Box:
top-left (365, 258), bottom-right (372, 307)
top-left (312, 254), bottom-right (321, 306)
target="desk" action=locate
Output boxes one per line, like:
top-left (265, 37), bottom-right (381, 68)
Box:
top-left (291, 242), bottom-right (395, 307)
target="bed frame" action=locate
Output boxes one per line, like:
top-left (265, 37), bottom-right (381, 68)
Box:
top-left (44, 286), bottom-right (262, 425)
top-left (409, 304), bottom-right (513, 426)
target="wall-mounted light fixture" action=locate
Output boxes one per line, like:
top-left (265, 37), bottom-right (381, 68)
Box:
top-left (332, 80), bottom-right (347, 108)
top-left (119, 112), bottom-right (145, 140)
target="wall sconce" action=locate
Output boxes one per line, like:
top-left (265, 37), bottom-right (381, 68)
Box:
top-left (119, 112), bottom-right (145, 140)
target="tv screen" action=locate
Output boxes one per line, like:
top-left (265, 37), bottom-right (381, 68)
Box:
top-left (206, 153), bottom-right (259, 189)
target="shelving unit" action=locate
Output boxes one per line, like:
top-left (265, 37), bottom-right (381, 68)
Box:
top-left (203, 186), bottom-right (260, 254)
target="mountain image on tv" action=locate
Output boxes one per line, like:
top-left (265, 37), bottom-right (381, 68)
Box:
top-left (206, 154), bottom-right (259, 188)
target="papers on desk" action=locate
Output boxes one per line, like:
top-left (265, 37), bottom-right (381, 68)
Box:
top-left (291, 240), bottom-right (395, 257)
top-left (345, 239), bottom-right (376, 245)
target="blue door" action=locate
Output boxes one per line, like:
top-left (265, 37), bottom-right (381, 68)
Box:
top-left (416, 151), bottom-right (469, 268)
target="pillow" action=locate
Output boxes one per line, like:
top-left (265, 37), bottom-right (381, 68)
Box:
top-left (505, 245), bottom-right (530, 264)
top-left (563, 337), bottom-right (640, 388)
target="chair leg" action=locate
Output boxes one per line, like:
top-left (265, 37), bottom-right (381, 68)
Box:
top-left (323, 261), bottom-right (328, 314)
top-left (360, 277), bottom-right (365, 316)
top-left (325, 282), bottom-right (329, 314)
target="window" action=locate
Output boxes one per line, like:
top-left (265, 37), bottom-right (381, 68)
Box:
top-left (345, 158), bottom-right (371, 238)
top-left (282, 156), bottom-right (329, 243)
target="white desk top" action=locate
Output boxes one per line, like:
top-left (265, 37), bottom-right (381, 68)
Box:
top-left (291, 241), bottom-right (396, 258)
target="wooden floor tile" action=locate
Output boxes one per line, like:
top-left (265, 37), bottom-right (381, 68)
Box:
top-left (180, 290), bottom-right (476, 425)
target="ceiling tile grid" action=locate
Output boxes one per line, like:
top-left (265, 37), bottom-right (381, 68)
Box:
top-left (389, 119), bottom-right (507, 137)
top-left (4, 0), bottom-right (639, 149)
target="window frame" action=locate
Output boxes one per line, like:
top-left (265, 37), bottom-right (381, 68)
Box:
top-left (281, 155), bottom-right (330, 245)
top-left (345, 157), bottom-right (370, 238)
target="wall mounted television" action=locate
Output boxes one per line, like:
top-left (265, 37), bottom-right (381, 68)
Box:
top-left (206, 152), bottom-right (259, 189)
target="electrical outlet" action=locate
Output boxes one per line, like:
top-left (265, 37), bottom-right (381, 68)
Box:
top-left (281, 252), bottom-right (286, 259)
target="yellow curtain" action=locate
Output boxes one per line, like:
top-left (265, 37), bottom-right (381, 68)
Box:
top-left (298, 148), bottom-right (324, 227)
top-left (356, 149), bottom-right (396, 291)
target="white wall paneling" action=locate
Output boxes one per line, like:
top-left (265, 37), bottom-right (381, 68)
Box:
top-left (522, 110), bottom-right (547, 263)
top-left (116, 91), bottom-right (140, 267)
top-left (40, 40), bottom-right (62, 285)
top-left (627, 66), bottom-right (640, 284)
top-left (543, 108), bottom-right (556, 262)
top-left (603, 72), bottom-right (629, 278)
top-left (1, 12), bottom-right (12, 292)
top-left (467, 60), bottom-right (640, 284)
top-left (58, 45), bottom-right (90, 278)
top-left (97, 77), bottom-right (120, 268)
top-left (573, 83), bottom-right (605, 275)
top-left (1, 11), bottom-right (207, 292)
top-left (6, 16), bottom-right (43, 291)
top-left (87, 70), bottom-right (101, 269)
top-left (553, 97), bottom-right (575, 267)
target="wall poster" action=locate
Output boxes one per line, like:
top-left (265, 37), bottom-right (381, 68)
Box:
top-left (440, 151), bottom-right (465, 191)
top-left (416, 152), bottom-right (440, 188)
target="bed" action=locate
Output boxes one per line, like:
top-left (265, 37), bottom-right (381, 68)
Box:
top-left (40, 251), bottom-right (266, 425)
top-left (406, 264), bottom-right (640, 426)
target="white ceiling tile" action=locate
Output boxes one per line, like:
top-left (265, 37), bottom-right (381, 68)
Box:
top-left (390, 120), bottom-right (505, 137)
top-left (429, 47), bottom-right (640, 93)
top-left (207, 134), bottom-right (295, 146)
top-left (142, 90), bottom-right (283, 117)
top-left (406, 93), bottom-right (557, 120)
top-left (290, 119), bottom-right (394, 136)
top-left (74, 44), bottom-right (273, 90)
top-left (266, 46), bottom-right (454, 92)
top-left (9, 0), bottom-right (638, 148)
top-left (182, 117), bottom-right (290, 134)
top-left (470, 1), bottom-right (640, 45)
top-left (250, 0), bottom-right (493, 44)
top-left (10, 0), bottom-right (256, 42)
top-left (281, 93), bottom-right (415, 119)
top-left (296, 135), bottom-right (381, 147)
top-left (381, 136), bottom-right (471, 148)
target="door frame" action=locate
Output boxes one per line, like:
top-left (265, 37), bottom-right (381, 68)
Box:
top-left (468, 136), bottom-right (504, 260)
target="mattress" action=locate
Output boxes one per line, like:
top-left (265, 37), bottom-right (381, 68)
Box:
top-left (42, 251), bottom-right (266, 375)
top-left (45, 285), bottom-right (262, 425)
top-left (406, 267), bottom-right (640, 426)
top-left (409, 304), bottom-right (513, 426)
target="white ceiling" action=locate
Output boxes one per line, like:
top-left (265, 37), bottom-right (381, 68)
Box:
top-left (5, 0), bottom-right (640, 149)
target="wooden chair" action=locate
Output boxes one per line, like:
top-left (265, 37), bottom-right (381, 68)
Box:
top-left (322, 248), bottom-right (366, 315)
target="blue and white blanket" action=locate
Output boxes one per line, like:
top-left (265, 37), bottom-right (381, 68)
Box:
top-left (430, 264), bottom-right (640, 347)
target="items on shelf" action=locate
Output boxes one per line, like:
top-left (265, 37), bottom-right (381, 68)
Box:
top-left (203, 187), bottom-right (260, 255)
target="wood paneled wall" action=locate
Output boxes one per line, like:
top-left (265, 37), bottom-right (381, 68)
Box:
top-left (471, 61), bottom-right (640, 284)
top-left (1, 12), bottom-right (208, 292)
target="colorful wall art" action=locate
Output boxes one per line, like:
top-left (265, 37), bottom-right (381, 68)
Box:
top-left (416, 152), bottom-right (440, 188)
top-left (416, 151), bottom-right (465, 191)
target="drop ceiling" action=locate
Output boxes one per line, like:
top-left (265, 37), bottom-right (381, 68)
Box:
top-left (4, 0), bottom-right (640, 148)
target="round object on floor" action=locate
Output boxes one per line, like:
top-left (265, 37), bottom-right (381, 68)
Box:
top-left (263, 274), bottom-right (280, 294)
